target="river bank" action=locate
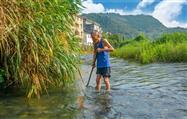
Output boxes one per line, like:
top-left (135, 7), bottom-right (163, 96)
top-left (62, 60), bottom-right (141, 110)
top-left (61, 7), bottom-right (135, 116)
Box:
top-left (111, 32), bottom-right (187, 64)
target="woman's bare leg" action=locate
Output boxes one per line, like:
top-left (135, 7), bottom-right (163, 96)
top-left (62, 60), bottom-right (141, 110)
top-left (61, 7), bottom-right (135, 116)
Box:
top-left (104, 77), bottom-right (111, 91)
top-left (96, 74), bottom-right (102, 91)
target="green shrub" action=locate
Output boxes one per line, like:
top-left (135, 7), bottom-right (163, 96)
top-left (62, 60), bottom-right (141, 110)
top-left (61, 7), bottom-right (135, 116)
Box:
top-left (112, 32), bottom-right (187, 64)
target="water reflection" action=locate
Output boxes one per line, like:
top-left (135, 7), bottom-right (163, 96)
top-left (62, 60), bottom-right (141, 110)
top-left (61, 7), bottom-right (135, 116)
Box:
top-left (77, 96), bottom-right (84, 109)
top-left (94, 92), bottom-right (112, 118)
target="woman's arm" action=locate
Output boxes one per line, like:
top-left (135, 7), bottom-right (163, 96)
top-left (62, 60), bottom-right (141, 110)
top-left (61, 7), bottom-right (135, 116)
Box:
top-left (97, 39), bottom-right (114, 52)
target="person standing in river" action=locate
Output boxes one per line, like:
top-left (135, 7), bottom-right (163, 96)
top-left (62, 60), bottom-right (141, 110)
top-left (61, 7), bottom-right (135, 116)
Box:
top-left (91, 30), bottom-right (114, 92)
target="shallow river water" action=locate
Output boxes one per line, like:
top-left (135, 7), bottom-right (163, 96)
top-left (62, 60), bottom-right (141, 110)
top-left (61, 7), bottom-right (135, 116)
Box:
top-left (0, 55), bottom-right (187, 119)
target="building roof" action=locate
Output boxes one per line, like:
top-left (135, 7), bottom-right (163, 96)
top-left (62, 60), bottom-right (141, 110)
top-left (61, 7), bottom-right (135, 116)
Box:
top-left (81, 16), bottom-right (100, 27)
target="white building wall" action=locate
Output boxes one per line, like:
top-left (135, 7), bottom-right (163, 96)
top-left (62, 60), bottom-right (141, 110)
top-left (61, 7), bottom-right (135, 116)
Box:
top-left (83, 18), bottom-right (102, 45)
top-left (84, 34), bottom-right (93, 45)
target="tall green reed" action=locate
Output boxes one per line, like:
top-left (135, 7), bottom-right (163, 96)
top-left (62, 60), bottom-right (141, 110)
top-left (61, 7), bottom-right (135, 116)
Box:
top-left (0, 0), bottom-right (81, 98)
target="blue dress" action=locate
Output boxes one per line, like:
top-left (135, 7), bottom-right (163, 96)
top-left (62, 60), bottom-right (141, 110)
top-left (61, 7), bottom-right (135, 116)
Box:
top-left (95, 39), bottom-right (111, 77)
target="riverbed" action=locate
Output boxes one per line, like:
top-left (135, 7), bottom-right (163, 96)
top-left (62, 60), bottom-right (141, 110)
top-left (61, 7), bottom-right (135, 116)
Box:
top-left (0, 55), bottom-right (187, 119)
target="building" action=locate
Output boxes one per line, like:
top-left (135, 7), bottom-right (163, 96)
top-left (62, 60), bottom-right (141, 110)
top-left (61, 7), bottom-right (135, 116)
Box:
top-left (83, 18), bottom-right (102, 34)
top-left (72, 15), bottom-right (102, 45)
top-left (83, 18), bottom-right (102, 45)
top-left (72, 15), bottom-right (84, 40)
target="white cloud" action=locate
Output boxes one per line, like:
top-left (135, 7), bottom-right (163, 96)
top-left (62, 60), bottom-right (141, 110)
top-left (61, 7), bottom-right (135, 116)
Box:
top-left (105, 9), bottom-right (126, 15)
top-left (152, 0), bottom-right (187, 28)
top-left (81, 0), bottom-right (143, 15)
top-left (82, 0), bottom-right (105, 13)
top-left (137, 0), bottom-right (155, 9)
top-left (105, 9), bottom-right (150, 16)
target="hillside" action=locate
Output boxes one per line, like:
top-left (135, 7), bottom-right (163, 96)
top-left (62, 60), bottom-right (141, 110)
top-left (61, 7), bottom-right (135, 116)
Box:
top-left (82, 13), bottom-right (187, 38)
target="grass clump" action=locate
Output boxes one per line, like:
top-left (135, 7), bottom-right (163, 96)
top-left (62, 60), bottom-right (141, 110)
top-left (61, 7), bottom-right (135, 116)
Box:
top-left (0, 0), bottom-right (81, 98)
top-left (111, 32), bottom-right (187, 64)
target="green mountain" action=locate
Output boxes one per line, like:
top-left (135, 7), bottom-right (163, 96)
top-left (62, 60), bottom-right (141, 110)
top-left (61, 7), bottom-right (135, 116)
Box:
top-left (82, 13), bottom-right (187, 38)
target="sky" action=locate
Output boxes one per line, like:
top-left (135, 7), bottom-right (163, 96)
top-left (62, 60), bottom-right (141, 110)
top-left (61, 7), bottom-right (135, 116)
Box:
top-left (81, 0), bottom-right (187, 28)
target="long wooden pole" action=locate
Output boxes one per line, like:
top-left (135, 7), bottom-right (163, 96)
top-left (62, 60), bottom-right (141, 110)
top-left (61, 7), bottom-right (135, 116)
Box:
top-left (86, 67), bottom-right (94, 87)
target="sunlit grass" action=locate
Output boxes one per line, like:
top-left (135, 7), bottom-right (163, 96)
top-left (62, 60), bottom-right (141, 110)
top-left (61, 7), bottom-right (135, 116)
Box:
top-left (0, 0), bottom-right (81, 97)
top-left (111, 32), bottom-right (187, 64)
